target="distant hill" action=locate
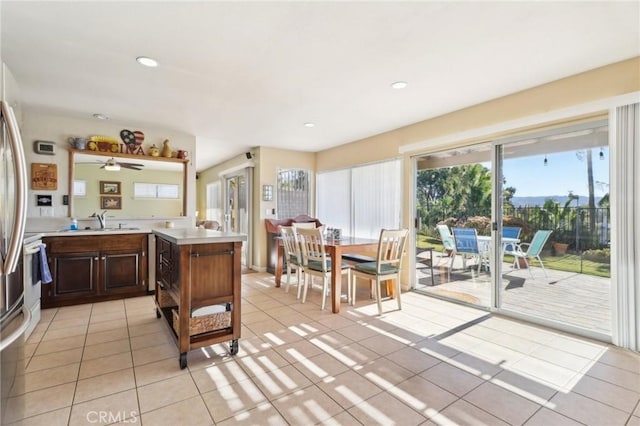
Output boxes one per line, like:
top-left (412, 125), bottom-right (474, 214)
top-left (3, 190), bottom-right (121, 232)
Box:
top-left (511, 195), bottom-right (602, 207)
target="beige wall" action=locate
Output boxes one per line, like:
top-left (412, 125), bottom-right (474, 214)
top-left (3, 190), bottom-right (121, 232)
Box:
top-left (23, 110), bottom-right (197, 219)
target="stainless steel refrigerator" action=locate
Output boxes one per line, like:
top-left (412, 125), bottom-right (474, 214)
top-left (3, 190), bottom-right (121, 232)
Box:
top-left (0, 100), bottom-right (29, 424)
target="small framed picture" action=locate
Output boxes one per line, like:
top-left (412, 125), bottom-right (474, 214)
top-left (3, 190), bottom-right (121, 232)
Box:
top-left (36, 194), bottom-right (53, 207)
top-left (101, 196), bottom-right (122, 210)
top-left (100, 181), bottom-right (121, 195)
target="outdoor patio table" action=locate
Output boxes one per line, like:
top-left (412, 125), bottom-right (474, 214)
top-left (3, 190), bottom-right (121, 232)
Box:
top-left (476, 235), bottom-right (520, 268)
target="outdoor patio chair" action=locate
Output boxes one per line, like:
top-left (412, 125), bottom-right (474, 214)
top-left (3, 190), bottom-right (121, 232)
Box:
top-left (502, 226), bottom-right (522, 252)
top-left (437, 224), bottom-right (456, 255)
top-left (505, 230), bottom-right (553, 277)
top-left (452, 227), bottom-right (489, 272)
top-left (279, 225), bottom-right (304, 298)
top-left (351, 228), bottom-right (409, 315)
top-left (436, 224), bottom-right (457, 280)
top-left (296, 227), bottom-right (352, 310)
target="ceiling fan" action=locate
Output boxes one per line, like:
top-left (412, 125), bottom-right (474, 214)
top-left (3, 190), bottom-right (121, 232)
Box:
top-left (99, 157), bottom-right (144, 171)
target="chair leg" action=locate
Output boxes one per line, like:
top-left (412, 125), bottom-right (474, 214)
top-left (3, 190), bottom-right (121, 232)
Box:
top-left (321, 276), bottom-right (328, 311)
top-left (346, 270), bottom-right (352, 305)
top-left (351, 276), bottom-right (357, 305)
top-left (375, 278), bottom-right (383, 315)
top-left (395, 279), bottom-right (401, 311)
top-left (537, 255), bottom-right (547, 277)
top-left (301, 273), bottom-right (310, 303)
top-left (296, 268), bottom-right (303, 299)
top-left (285, 265), bottom-right (292, 293)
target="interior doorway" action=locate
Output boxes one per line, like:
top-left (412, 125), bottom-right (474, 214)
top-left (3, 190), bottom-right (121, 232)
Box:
top-left (224, 168), bottom-right (252, 270)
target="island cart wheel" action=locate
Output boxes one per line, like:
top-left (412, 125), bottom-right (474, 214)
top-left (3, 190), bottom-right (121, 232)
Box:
top-left (179, 353), bottom-right (187, 369)
top-left (230, 339), bottom-right (239, 355)
top-left (156, 308), bottom-right (161, 319)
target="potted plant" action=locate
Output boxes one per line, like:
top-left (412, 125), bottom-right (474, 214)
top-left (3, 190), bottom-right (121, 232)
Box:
top-left (552, 229), bottom-right (572, 255)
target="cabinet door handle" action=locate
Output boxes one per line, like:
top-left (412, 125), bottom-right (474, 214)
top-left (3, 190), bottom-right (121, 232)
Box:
top-left (101, 256), bottom-right (106, 261)
top-left (94, 257), bottom-right (99, 261)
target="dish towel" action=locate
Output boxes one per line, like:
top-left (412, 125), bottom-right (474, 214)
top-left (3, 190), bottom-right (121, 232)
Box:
top-left (39, 245), bottom-right (53, 284)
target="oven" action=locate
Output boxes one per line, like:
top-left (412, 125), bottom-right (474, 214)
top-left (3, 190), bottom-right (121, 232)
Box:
top-left (23, 234), bottom-right (44, 338)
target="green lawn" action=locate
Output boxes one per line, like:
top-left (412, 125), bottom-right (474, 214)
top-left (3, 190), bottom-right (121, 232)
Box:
top-left (416, 234), bottom-right (610, 278)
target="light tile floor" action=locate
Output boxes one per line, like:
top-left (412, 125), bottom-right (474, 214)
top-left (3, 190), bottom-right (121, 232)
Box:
top-left (7, 272), bottom-right (640, 425)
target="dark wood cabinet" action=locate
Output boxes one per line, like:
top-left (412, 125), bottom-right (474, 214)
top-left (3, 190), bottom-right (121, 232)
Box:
top-left (154, 230), bottom-right (243, 369)
top-left (42, 233), bottom-right (148, 308)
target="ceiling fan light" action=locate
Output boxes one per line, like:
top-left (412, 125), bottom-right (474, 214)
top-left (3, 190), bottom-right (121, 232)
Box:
top-left (104, 159), bottom-right (120, 171)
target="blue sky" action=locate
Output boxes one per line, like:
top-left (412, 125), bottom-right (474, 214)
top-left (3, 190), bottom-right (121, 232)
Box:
top-left (501, 148), bottom-right (610, 198)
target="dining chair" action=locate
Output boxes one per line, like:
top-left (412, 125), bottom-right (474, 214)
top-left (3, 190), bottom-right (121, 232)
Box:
top-left (296, 227), bottom-right (351, 310)
top-left (451, 227), bottom-right (488, 272)
top-left (278, 225), bottom-right (304, 298)
top-left (505, 230), bottom-right (552, 277)
top-left (351, 228), bottom-right (409, 315)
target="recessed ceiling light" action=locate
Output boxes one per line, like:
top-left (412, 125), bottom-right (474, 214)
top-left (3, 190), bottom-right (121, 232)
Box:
top-left (136, 56), bottom-right (159, 67)
top-left (93, 113), bottom-right (109, 120)
top-left (304, 122), bottom-right (315, 128)
top-left (390, 81), bottom-right (408, 89)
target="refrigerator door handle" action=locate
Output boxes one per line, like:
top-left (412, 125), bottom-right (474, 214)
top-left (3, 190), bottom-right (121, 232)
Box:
top-left (0, 306), bottom-right (31, 352)
top-left (1, 101), bottom-right (28, 275)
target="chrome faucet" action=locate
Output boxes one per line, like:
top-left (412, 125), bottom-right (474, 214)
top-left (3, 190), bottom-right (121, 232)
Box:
top-left (92, 211), bottom-right (107, 229)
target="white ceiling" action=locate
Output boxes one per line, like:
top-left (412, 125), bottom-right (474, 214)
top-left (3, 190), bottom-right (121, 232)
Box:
top-left (2, 1), bottom-right (639, 171)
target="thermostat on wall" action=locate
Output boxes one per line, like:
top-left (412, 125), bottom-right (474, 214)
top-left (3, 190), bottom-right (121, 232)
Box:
top-left (34, 140), bottom-right (56, 155)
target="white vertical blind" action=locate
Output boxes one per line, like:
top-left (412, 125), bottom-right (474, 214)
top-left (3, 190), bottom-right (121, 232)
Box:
top-left (317, 159), bottom-right (402, 239)
top-left (353, 160), bottom-right (402, 239)
top-left (317, 169), bottom-right (351, 233)
top-left (206, 181), bottom-right (222, 223)
top-left (612, 102), bottom-right (640, 352)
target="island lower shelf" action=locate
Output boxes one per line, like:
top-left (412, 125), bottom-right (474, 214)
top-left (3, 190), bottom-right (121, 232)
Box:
top-left (153, 229), bottom-right (246, 369)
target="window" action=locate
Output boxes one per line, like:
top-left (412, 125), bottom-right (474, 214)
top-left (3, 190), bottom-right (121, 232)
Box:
top-left (133, 183), bottom-right (179, 199)
top-left (277, 169), bottom-right (310, 219)
top-left (73, 180), bottom-right (86, 197)
top-left (317, 159), bottom-right (402, 239)
top-left (206, 181), bottom-right (223, 223)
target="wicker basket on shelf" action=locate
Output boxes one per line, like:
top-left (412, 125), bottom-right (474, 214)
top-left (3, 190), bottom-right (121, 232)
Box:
top-left (172, 309), bottom-right (231, 336)
top-left (157, 287), bottom-right (178, 308)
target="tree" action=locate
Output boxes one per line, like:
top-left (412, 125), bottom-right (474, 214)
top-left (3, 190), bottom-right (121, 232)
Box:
top-left (416, 164), bottom-right (493, 232)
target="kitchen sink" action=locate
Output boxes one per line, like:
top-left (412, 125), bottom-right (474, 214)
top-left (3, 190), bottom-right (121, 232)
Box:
top-left (56, 227), bottom-right (141, 232)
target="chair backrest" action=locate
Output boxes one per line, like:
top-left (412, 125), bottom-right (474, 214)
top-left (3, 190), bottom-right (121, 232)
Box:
top-left (279, 225), bottom-right (302, 264)
top-left (452, 227), bottom-right (480, 254)
top-left (296, 227), bottom-right (328, 272)
top-left (502, 226), bottom-right (521, 239)
top-left (437, 224), bottom-right (456, 251)
top-left (292, 222), bottom-right (316, 229)
top-left (375, 228), bottom-right (409, 274)
top-left (526, 230), bottom-right (553, 256)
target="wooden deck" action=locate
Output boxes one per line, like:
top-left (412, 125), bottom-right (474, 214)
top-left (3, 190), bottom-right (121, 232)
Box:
top-left (414, 251), bottom-right (611, 335)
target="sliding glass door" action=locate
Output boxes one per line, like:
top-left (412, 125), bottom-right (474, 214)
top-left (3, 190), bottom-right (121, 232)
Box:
top-left (496, 121), bottom-right (611, 337)
top-left (413, 119), bottom-right (611, 337)
top-left (413, 144), bottom-right (493, 309)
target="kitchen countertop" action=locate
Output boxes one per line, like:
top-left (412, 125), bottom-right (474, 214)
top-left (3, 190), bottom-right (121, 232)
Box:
top-left (34, 228), bottom-right (152, 237)
top-left (152, 228), bottom-right (247, 245)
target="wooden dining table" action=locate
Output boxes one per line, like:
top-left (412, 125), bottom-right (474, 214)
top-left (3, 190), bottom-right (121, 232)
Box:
top-left (274, 236), bottom-right (379, 313)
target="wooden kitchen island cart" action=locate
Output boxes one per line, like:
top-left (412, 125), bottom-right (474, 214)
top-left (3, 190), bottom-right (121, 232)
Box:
top-left (153, 228), bottom-right (246, 369)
